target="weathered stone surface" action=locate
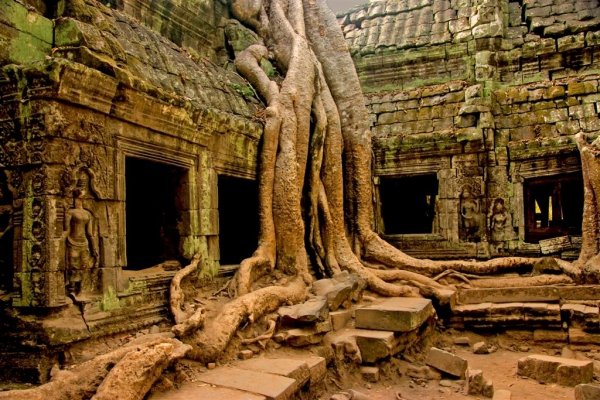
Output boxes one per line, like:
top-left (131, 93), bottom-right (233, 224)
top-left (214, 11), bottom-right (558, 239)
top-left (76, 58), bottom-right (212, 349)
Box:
top-left (517, 355), bottom-right (593, 386)
top-left (235, 358), bottom-right (310, 391)
top-left (426, 347), bottom-right (468, 378)
top-left (360, 366), bottom-right (380, 382)
top-left (355, 297), bottom-right (433, 332)
top-left (473, 341), bottom-right (497, 354)
top-left (278, 296), bottom-right (329, 325)
top-left (355, 329), bottom-right (401, 363)
top-left (198, 367), bottom-right (297, 400)
top-left (569, 328), bottom-right (600, 345)
top-left (575, 383), bottom-right (600, 400)
top-left (150, 385), bottom-right (267, 400)
top-left (329, 309), bottom-right (353, 331)
top-left (277, 328), bottom-right (324, 347)
top-left (312, 272), bottom-right (362, 311)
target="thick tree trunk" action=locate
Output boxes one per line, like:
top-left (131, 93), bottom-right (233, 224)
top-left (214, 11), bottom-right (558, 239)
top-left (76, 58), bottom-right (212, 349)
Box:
top-left (576, 133), bottom-right (600, 282)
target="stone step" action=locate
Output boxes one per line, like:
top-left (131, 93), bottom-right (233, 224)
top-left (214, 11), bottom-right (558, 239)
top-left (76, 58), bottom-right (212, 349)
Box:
top-left (517, 354), bottom-right (593, 386)
top-left (355, 297), bottom-right (434, 332)
top-left (197, 367), bottom-right (298, 400)
top-left (233, 357), bottom-right (315, 391)
top-left (450, 302), bottom-right (562, 329)
top-left (457, 285), bottom-right (600, 305)
top-left (326, 317), bottom-right (433, 364)
top-left (153, 354), bottom-right (327, 400)
top-left (150, 385), bottom-right (267, 400)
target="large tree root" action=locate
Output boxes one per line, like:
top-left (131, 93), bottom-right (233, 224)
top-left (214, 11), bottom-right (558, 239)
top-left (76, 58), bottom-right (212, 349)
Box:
top-left (0, 335), bottom-right (188, 400)
top-left (187, 277), bottom-right (308, 363)
top-left (92, 340), bottom-right (191, 400)
top-left (170, 254), bottom-right (206, 337)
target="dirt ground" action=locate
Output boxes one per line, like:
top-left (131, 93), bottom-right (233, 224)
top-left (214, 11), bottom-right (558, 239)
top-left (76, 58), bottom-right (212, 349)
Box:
top-left (320, 331), bottom-right (596, 400)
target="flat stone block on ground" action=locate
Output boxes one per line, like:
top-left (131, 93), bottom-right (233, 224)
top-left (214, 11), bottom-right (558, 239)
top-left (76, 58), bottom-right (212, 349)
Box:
top-left (198, 367), bottom-right (298, 400)
top-left (517, 354), bottom-right (593, 386)
top-left (149, 384), bottom-right (267, 400)
top-left (355, 297), bottom-right (433, 332)
top-left (575, 383), bottom-right (600, 400)
top-left (235, 357), bottom-right (310, 389)
top-left (426, 347), bottom-right (468, 378)
top-left (355, 329), bottom-right (401, 363)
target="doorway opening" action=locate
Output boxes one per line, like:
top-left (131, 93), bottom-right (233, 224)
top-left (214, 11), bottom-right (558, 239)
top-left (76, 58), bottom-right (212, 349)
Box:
top-left (379, 174), bottom-right (439, 235)
top-left (125, 157), bottom-right (188, 270)
top-left (524, 172), bottom-right (583, 242)
top-left (218, 175), bottom-right (259, 265)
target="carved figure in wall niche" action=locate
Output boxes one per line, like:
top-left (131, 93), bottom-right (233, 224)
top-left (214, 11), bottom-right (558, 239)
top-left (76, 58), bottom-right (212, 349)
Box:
top-left (63, 173), bottom-right (98, 296)
top-left (460, 187), bottom-right (482, 242)
top-left (489, 198), bottom-right (510, 243)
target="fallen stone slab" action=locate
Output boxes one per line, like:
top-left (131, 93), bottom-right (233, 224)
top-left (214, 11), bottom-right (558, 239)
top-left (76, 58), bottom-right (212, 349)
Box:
top-left (355, 329), bottom-right (401, 363)
top-left (198, 367), bottom-right (297, 400)
top-left (492, 389), bottom-right (511, 400)
top-left (312, 272), bottom-right (362, 311)
top-left (517, 354), bottom-right (593, 386)
top-left (355, 297), bottom-right (434, 332)
top-left (278, 296), bottom-right (329, 325)
top-left (276, 328), bottom-right (324, 347)
top-left (235, 357), bottom-right (310, 390)
top-left (150, 384), bottom-right (267, 400)
top-left (329, 309), bottom-right (353, 331)
top-left (575, 383), bottom-right (600, 400)
top-left (426, 347), bottom-right (468, 378)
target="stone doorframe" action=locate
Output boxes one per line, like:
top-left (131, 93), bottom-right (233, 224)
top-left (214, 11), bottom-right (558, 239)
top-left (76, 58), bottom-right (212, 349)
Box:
top-left (115, 136), bottom-right (201, 270)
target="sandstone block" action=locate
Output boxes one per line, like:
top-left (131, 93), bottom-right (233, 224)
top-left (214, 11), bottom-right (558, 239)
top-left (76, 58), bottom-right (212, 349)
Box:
top-left (517, 355), bottom-right (593, 386)
top-left (278, 296), bottom-right (328, 325)
top-left (198, 367), bottom-right (297, 400)
top-left (360, 366), bottom-right (380, 382)
top-left (279, 328), bottom-right (324, 347)
top-left (355, 297), bottom-right (433, 332)
top-left (575, 384), bottom-right (600, 400)
top-left (355, 329), bottom-right (400, 363)
top-left (329, 309), bottom-right (353, 331)
top-left (236, 358), bottom-right (310, 389)
top-left (149, 385), bottom-right (267, 400)
top-left (426, 347), bottom-right (468, 378)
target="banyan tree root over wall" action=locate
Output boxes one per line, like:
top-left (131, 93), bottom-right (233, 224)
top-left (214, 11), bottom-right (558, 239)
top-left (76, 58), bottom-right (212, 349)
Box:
top-left (185, 0), bottom-right (589, 363)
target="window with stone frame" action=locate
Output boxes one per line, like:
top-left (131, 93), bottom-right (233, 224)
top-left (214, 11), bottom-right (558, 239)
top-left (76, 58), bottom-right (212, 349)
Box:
top-left (378, 174), bottom-right (438, 235)
top-left (524, 172), bottom-right (583, 243)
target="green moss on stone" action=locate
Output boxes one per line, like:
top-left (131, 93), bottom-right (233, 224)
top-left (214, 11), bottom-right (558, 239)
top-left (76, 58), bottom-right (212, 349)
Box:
top-left (100, 286), bottom-right (120, 311)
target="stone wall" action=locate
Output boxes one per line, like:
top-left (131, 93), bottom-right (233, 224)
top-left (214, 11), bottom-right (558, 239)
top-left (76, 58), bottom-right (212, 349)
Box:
top-left (0, 0), bottom-right (265, 381)
top-left (341, 0), bottom-right (600, 258)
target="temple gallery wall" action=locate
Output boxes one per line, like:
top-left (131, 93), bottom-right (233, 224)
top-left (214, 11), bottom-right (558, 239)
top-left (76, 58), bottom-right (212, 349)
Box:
top-left (0, 0), bottom-right (600, 383)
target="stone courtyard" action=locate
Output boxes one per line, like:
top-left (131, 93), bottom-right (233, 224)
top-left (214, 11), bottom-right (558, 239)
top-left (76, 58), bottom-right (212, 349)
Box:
top-left (2, 0), bottom-right (600, 399)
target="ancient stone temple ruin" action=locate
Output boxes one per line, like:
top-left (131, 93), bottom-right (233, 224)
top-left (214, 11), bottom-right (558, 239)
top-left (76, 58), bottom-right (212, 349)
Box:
top-left (2, 0), bottom-right (600, 398)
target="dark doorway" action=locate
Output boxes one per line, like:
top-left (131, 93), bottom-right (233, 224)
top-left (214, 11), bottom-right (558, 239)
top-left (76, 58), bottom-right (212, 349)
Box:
top-left (218, 175), bottom-right (258, 265)
top-left (524, 172), bottom-right (583, 242)
top-left (0, 181), bottom-right (13, 293)
top-left (125, 157), bottom-right (188, 270)
top-left (379, 174), bottom-right (438, 235)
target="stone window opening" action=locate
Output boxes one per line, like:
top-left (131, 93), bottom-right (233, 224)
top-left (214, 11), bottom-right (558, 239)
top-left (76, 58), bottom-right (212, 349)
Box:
top-left (125, 157), bottom-right (188, 270)
top-left (524, 173), bottom-right (583, 243)
top-left (218, 175), bottom-right (259, 267)
top-left (378, 174), bottom-right (439, 235)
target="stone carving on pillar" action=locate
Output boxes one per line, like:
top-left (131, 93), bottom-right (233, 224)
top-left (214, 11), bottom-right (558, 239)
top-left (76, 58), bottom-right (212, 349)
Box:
top-left (459, 186), bottom-right (483, 242)
top-left (61, 168), bottom-right (100, 297)
top-left (489, 198), bottom-right (512, 244)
